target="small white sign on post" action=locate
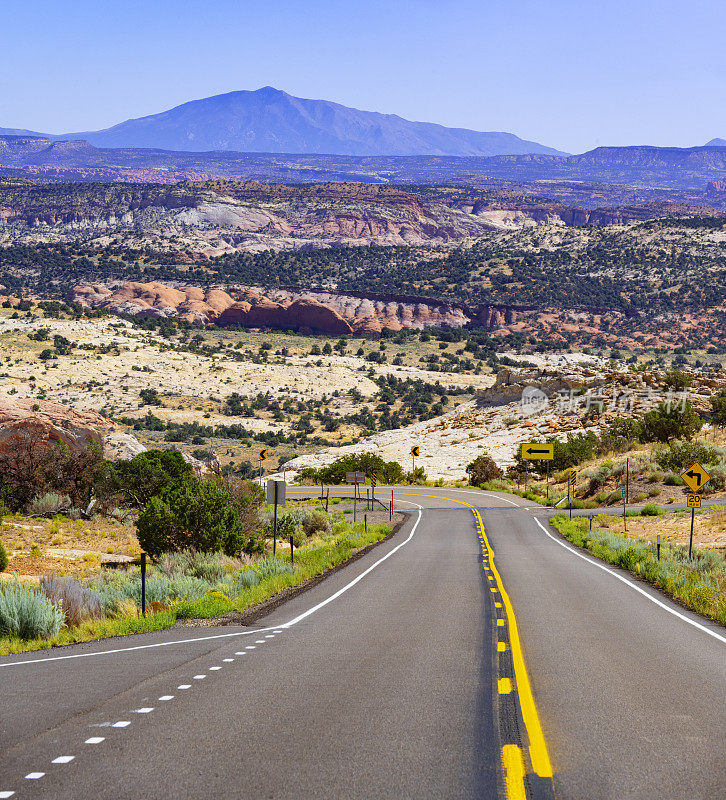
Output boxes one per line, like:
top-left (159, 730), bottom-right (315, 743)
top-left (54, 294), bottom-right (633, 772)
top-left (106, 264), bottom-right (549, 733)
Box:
top-left (266, 478), bottom-right (286, 506)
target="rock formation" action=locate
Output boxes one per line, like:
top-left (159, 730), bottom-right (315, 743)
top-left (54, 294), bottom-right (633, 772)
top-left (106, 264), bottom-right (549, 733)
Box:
top-left (0, 395), bottom-right (149, 463)
top-left (70, 281), bottom-right (474, 334)
top-left (0, 395), bottom-right (115, 455)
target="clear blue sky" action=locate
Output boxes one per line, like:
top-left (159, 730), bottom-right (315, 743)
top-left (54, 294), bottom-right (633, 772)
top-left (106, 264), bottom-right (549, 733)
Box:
top-left (1, 0), bottom-right (724, 154)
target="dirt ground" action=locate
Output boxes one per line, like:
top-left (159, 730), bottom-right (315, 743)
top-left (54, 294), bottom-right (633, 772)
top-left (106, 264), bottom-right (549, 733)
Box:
top-left (0, 514), bottom-right (139, 580)
top-left (594, 505), bottom-right (726, 551)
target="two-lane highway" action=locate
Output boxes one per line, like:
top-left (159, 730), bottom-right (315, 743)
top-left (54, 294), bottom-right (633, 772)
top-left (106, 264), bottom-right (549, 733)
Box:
top-left (1, 487), bottom-right (724, 799)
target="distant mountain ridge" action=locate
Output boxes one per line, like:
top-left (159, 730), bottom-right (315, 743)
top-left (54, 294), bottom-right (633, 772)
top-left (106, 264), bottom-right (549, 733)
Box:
top-left (706, 138), bottom-right (726, 147)
top-left (3, 134), bottom-right (726, 192)
top-left (0, 87), bottom-right (566, 157)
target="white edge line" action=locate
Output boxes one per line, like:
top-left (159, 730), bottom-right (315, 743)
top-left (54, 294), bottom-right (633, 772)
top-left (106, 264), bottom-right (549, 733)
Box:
top-left (0, 503), bottom-right (424, 668)
top-left (0, 627), bottom-right (271, 669)
top-left (281, 504), bottom-right (423, 628)
top-left (533, 516), bottom-right (726, 645)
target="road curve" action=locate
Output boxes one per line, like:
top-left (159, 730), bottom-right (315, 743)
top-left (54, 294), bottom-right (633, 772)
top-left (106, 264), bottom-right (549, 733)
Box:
top-left (0, 486), bottom-right (723, 800)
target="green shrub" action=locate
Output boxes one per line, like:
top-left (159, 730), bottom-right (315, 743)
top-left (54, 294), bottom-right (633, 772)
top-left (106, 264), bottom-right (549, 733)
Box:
top-left (588, 465), bottom-right (612, 494)
top-left (87, 571), bottom-right (211, 612)
top-left (640, 401), bottom-right (702, 443)
top-left (136, 478), bottom-right (253, 558)
top-left (299, 452), bottom-right (406, 485)
top-left (0, 579), bottom-right (65, 639)
top-left (467, 454), bottom-right (503, 485)
top-left (27, 492), bottom-right (71, 516)
top-left (654, 441), bottom-right (719, 472)
top-left (232, 569), bottom-right (261, 591)
top-left (664, 474), bottom-right (684, 486)
top-left (40, 573), bottom-right (103, 626)
top-left (640, 503), bottom-right (662, 516)
top-left (663, 370), bottom-right (693, 391)
top-left (273, 511), bottom-right (301, 544)
top-left (711, 389), bottom-right (726, 427)
top-left (255, 556), bottom-right (294, 579)
top-left (598, 417), bottom-right (642, 454)
top-left (157, 550), bottom-right (235, 583)
top-left (302, 510), bottom-right (330, 537)
top-left (102, 449), bottom-right (194, 510)
top-left (0, 540), bottom-right (7, 572)
top-left (706, 466), bottom-right (726, 493)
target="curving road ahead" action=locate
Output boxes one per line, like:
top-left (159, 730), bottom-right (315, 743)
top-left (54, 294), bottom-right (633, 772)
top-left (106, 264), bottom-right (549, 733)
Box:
top-left (0, 488), bottom-right (724, 800)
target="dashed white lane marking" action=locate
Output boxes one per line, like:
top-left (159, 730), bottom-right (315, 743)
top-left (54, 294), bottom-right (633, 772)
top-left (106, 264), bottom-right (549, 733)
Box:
top-left (0, 790), bottom-right (15, 797)
top-left (223, 658), bottom-right (235, 662)
top-left (193, 674), bottom-right (205, 679)
top-left (51, 756), bottom-right (74, 764)
top-left (254, 640), bottom-right (265, 644)
top-left (112, 721), bottom-right (131, 728)
top-left (85, 737), bottom-right (104, 744)
top-left (24, 773), bottom-right (44, 780)
top-left (159, 695), bottom-right (174, 701)
top-left (532, 517), bottom-right (726, 645)
top-left (245, 646), bottom-right (256, 650)
top-left (209, 666), bottom-right (222, 671)
top-left (177, 684), bottom-right (191, 689)
top-left (273, 630), bottom-right (283, 633)
top-left (135, 707), bottom-right (154, 713)
top-left (264, 635), bottom-right (275, 639)
top-left (234, 652), bottom-right (247, 656)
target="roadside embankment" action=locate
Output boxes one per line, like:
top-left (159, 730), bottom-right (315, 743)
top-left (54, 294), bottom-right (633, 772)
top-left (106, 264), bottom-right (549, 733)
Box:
top-left (549, 513), bottom-right (726, 626)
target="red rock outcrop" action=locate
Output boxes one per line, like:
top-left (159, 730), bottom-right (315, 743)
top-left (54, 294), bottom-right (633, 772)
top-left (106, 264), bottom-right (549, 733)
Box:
top-left (71, 282), bottom-right (236, 323)
top-left (0, 396), bottom-right (116, 457)
top-left (216, 295), bottom-right (353, 335)
top-left (70, 281), bottom-right (475, 334)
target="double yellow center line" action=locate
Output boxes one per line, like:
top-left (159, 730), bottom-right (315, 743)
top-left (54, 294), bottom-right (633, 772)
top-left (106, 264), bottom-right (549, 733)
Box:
top-left (399, 492), bottom-right (554, 799)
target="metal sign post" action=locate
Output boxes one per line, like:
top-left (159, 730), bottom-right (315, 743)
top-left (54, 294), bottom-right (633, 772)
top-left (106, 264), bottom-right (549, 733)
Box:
top-left (258, 448), bottom-right (267, 486)
top-left (626, 458), bottom-right (629, 505)
top-left (411, 446), bottom-right (419, 483)
top-left (686, 493), bottom-right (702, 559)
top-left (346, 472), bottom-right (365, 524)
top-left (141, 553), bottom-right (147, 618)
top-left (622, 485), bottom-right (627, 532)
top-left (681, 464), bottom-right (709, 561)
top-left (266, 478), bottom-right (286, 558)
top-left (521, 443), bottom-right (554, 500)
top-left (566, 470), bottom-right (576, 519)
top-left (567, 476), bottom-right (572, 519)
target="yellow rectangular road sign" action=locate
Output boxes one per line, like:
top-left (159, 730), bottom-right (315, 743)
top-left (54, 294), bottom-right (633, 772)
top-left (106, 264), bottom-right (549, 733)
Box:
top-left (521, 443), bottom-right (554, 461)
top-left (687, 493), bottom-right (701, 509)
top-left (681, 462), bottom-right (711, 493)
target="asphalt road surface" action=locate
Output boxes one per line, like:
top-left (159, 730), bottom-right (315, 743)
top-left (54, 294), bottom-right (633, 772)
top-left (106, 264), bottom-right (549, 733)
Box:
top-left (1, 487), bottom-right (724, 800)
